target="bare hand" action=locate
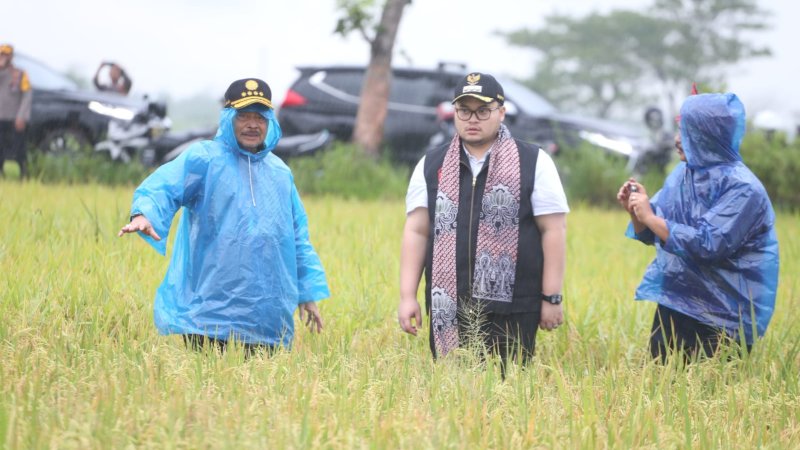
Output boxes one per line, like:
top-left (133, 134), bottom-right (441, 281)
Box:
top-left (616, 178), bottom-right (643, 213)
top-left (628, 189), bottom-right (655, 223)
top-left (398, 298), bottom-right (422, 336)
top-left (298, 302), bottom-right (323, 333)
top-left (14, 118), bottom-right (26, 132)
top-left (540, 302), bottom-right (564, 331)
top-left (118, 215), bottom-right (161, 240)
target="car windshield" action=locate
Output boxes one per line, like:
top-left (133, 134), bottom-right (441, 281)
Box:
top-left (496, 76), bottom-right (556, 115)
top-left (12, 54), bottom-right (78, 91)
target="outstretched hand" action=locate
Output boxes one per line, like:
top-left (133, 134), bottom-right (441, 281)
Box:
top-left (118, 215), bottom-right (161, 240)
top-left (298, 302), bottom-right (324, 333)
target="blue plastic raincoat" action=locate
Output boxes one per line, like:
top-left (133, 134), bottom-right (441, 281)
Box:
top-left (130, 107), bottom-right (330, 346)
top-left (627, 93), bottom-right (779, 344)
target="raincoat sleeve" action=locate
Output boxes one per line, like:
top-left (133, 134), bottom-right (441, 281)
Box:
top-left (291, 183), bottom-right (330, 302)
top-left (130, 144), bottom-right (210, 255)
top-left (625, 188), bottom-right (660, 245)
top-left (625, 220), bottom-right (656, 245)
top-left (662, 182), bottom-right (769, 261)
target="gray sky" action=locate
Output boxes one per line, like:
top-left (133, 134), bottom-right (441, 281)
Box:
top-left (6, 0), bottom-right (799, 124)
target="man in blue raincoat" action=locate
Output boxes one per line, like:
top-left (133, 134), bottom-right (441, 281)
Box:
top-left (118, 78), bottom-right (330, 354)
top-left (617, 93), bottom-right (779, 362)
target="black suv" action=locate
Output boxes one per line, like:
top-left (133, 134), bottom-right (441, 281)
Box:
top-left (278, 64), bottom-right (660, 168)
top-left (13, 53), bottom-right (170, 159)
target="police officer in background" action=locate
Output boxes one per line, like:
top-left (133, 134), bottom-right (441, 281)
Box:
top-left (0, 44), bottom-right (32, 179)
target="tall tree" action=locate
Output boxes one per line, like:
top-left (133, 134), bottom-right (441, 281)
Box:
top-left (335, 0), bottom-right (411, 157)
top-left (648, 0), bottom-right (771, 118)
top-left (504, 0), bottom-right (771, 120)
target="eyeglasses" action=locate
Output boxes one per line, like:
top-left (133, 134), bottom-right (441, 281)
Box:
top-left (455, 106), bottom-right (501, 121)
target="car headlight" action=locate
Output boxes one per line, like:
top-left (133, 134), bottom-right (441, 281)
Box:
top-left (88, 101), bottom-right (136, 121)
top-left (578, 130), bottom-right (634, 156)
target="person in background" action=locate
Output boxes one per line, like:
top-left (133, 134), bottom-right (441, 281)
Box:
top-left (94, 61), bottom-right (132, 95)
top-left (118, 78), bottom-right (329, 356)
top-left (398, 72), bottom-right (569, 370)
top-left (618, 93), bottom-right (779, 362)
top-left (0, 44), bottom-right (32, 179)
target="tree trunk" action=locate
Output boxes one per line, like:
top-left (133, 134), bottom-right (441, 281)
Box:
top-left (351, 0), bottom-right (409, 157)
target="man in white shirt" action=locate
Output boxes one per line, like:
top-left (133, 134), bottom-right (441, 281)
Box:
top-left (398, 72), bottom-right (569, 367)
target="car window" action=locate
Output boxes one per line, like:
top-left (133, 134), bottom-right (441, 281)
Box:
top-left (323, 71), bottom-right (364, 96)
top-left (389, 75), bottom-right (443, 107)
top-left (12, 54), bottom-right (78, 91)
top-left (497, 76), bottom-right (556, 115)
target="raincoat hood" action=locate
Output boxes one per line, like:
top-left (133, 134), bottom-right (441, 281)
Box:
top-left (214, 106), bottom-right (282, 160)
top-left (679, 93), bottom-right (745, 168)
top-left (626, 93), bottom-right (779, 344)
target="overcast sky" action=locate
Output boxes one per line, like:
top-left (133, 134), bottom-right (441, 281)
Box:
top-left (6, 0), bottom-right (799, 124)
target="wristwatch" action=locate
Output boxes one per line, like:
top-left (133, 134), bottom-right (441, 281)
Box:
top-left (541, 293), bottom-right (563, 305)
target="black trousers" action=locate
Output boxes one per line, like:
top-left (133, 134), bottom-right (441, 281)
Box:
top-left (431, 310), bottom-right (540, 372)
top-left (182, 334), bottom-right (276, 358)
top-left (479, 311), bottom-right (540, 365)
top-left (650, 304), bottom-right (751, 363)
top-left (0, 121), bottom-right (28, 178)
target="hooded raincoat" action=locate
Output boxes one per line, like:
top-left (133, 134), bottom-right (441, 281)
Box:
top-left (130, 107), bottom-right (330, 346)
top-left (627, 93), bottom-right (779, 344)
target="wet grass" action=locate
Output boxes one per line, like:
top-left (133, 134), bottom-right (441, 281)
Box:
top-left (1, 180), bottom-right (798, 449)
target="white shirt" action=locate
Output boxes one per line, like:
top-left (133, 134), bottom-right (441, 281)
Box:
top-left (405, 147), bottom-right (570, 216)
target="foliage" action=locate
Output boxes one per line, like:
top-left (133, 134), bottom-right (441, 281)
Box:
top-left (740, 131), bottom-right (800, 211)
top-left (27, 151), bottom-right (151, 186)
top-left (334, 0), bottom-right (378, 41)
top-left (1, 183), bottom-right (799, 448)
top-left (504, 0), bottom-right (771, 119)
top-left (287, 142), bottom-right (410, 200)
top-left (504, 11), bottom-right (664, 118)
top-left (553, 143), bottom-right (668, 209)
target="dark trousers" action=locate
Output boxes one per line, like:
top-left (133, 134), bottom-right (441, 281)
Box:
top-left (650, 304), bottom-right (751, 363)
top-left (479, 311), bottom-right (540, 365)
top-left (182, 334), bottom-right (276, 358)
top-left (0, 121), bottom-right (28, 179)
top-left (433, 309), bottom-right (540, 377)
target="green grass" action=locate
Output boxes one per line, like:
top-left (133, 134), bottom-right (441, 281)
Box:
top-left (1, 180), bottom-right (798, 449)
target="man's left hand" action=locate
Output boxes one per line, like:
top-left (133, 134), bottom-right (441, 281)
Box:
top-left (540, 302), bottom-right (563, 331)
top-left (14, 118), bottom-right (26, 132)
top-left (629, 191), bottom-right (655, 223)
top-left (298, 301), bottom-right (323, 333)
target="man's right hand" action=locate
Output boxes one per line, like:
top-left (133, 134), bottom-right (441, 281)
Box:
top-left (398, 298), bottom-right (422, 336)
top-left (616, 178), bottom-right (637, 213)
top-left (118, 214), bottom-right (161, 240)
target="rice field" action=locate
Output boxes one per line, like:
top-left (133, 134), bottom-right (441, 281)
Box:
top-left (1, 180), bottom-right (798, 449)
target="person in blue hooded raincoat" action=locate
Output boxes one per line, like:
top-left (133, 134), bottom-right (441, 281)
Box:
top-left (118, 78), bottom-right (330, 354)
top-left (617, 92), bottom-right (779, 362)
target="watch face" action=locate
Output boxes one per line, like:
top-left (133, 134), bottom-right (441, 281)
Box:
top-left (543, 294), bottom-right (562, 304)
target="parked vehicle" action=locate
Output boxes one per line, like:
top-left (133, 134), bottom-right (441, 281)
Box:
top-left (13, 53), bottom-right (170, 162)
top-left (278, 64), bottom-right (656, 168)
top-left (151, 128), bottom-right (333, 166)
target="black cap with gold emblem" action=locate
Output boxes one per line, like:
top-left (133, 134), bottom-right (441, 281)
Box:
top-left (452, 72), bottom-right (505, 105)
top-left (224, 78), bottom-right (273, 110)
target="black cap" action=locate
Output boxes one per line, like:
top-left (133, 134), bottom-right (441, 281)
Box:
top-left (224, 78), bottom-right (273, 110)
top-left (452, 72), bottom-right (504, 105)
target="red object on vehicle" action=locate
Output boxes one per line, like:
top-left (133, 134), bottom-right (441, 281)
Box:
top-left (281, 89), bottom-right (307, 108)
top-left (436, 101), bottom-right (454, 122)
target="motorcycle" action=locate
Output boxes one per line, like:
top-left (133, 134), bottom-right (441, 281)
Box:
top-left (96, 109), bottom-right (333, 168)
top-left (94, 99), bottom-right (172, 165)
